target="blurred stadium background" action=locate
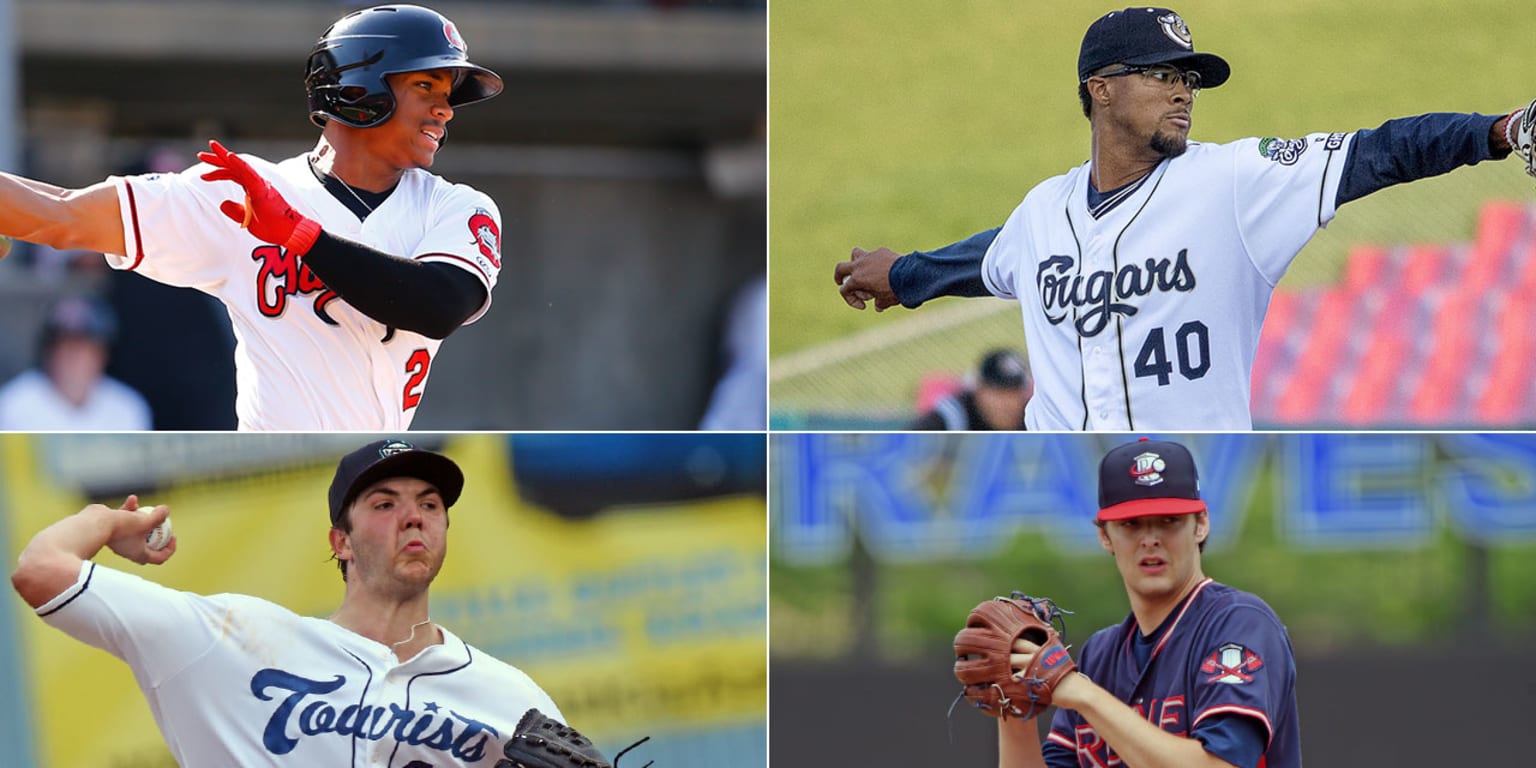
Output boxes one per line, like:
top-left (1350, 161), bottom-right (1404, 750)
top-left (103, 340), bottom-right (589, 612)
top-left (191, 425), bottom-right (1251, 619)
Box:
top-left (770, 0), bottom-right (1536, 429)
top-left (0, 0), bottom-right (765, 429)
top-left (770, 432), bottom-right (1536, 765)
top-left (0, 432), bottom-right (766, 767)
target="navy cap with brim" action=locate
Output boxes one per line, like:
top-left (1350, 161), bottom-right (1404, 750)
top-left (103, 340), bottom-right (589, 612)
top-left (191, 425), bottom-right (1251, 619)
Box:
top-left (328, 440), bottom-right (464, 525)
top-left (1077, 7), bottom-right (1232, 89)
top-left (1096, 437), bottom-right (1205, 522)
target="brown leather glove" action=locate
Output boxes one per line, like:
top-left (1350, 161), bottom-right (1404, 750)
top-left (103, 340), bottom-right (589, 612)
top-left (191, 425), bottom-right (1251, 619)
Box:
top-left (954, 592), bottom-right (1077, 721)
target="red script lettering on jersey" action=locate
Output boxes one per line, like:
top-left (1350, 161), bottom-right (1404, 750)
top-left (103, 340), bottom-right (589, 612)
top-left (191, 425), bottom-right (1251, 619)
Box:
top-left (252, 245), bottom-right (341, 323)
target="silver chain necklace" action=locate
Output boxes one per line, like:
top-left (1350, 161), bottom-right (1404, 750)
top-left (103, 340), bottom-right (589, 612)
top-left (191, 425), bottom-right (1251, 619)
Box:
top-left (310, 154), bottom-right (376, 214)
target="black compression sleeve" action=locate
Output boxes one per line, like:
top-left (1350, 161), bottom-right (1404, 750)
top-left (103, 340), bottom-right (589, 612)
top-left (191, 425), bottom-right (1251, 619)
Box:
top-left (300, 230), bottom-right (487, 340)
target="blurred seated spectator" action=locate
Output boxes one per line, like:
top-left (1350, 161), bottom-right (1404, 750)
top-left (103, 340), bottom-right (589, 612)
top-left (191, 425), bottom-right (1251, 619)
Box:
top-left (910, 348), bottom-right (1032, 431)
top-left (700, 275), bottom-right (765, 430)
top-left (0, 296), bottom-right (152, 430)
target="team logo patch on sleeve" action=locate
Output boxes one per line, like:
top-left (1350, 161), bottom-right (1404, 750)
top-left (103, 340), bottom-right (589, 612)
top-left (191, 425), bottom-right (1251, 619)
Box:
top-left (1201, 643), bottom-right (1263, 684)
top-left (1258, 137), bottom-right (1307, 165)
top-left (467, 208), bottom-right (501, 269)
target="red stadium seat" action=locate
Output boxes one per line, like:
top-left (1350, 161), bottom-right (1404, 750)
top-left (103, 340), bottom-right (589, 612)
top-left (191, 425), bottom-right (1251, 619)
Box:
top-left (1272, 291), bottom-right (1354, 424)
top-left (1341, 332), bottom-right (1409, 424)
top-left (1401, 245), bottom-right (1450, 298)
top-left (1342, 245), bottom-right (1392, 296)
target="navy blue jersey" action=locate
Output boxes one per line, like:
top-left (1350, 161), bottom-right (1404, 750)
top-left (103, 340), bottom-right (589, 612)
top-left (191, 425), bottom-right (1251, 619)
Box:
top-left (1044, 579), bottom-right (1300, 768)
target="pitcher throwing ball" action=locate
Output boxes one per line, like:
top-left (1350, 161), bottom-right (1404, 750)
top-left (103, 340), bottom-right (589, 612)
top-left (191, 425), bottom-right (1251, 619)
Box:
top-left (8, 439), bottom-right (606, 766)
top-left (0, 4), bottom-right (506, 429)
top-left (837, 6), bottom-right (1536, 431)
top-left (954, 438), bottom-right (1300, 768)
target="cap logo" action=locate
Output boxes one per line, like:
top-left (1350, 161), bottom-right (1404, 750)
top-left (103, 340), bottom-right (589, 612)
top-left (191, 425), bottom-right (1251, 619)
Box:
top-left (443, 21), bottom-right (467, 54)
top-left (379, 440), bottom-right (414, 458)
top-left (1129, 451), bottom-right (1168, 486)
top-left (1157, 12), bottom-right (1193, 50)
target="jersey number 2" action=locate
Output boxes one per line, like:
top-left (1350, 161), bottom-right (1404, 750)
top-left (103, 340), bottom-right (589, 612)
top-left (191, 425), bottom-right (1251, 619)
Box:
top-left (1133, 321), bottom-right (1210, 385)
top-left (403, 349), bottom-right (431, 411)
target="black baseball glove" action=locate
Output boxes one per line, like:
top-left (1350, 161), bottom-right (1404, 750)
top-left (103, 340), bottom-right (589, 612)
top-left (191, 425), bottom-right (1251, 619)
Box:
top-left (496, 709), bottom-right (652, 768)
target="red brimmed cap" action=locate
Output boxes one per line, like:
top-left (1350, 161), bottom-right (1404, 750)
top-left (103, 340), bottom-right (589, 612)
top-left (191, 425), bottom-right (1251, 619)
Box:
top-left (1097, 438), bottom-right (1206, 522)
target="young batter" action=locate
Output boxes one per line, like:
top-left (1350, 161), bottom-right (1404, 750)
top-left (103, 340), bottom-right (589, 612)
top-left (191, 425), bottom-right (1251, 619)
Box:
top-left (999, 438), bottom-right (1299, 768)
top-left (10, 439), bottom-right (562, 766)
top-left (0, 4), bottom-right (504, 430)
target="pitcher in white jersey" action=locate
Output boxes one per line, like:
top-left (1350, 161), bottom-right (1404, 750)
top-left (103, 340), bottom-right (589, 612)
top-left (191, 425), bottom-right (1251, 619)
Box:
top-left (0, 4), bottom-right (505, 430)
top-left (835, 6), bottom-right (1531, 431)
top-left (10, 438), bottom-right (571, 766)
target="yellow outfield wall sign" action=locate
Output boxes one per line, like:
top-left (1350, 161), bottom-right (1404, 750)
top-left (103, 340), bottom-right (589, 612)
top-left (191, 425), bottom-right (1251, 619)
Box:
top-left (2, 434), bottom-right (766, 768)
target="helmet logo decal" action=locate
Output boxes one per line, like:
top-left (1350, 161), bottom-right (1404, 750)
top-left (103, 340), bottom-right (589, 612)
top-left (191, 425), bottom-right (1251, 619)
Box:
top-left (444, 21), bottom-right (467, 54)
top-left (468, 209), bottom-right (501, 269)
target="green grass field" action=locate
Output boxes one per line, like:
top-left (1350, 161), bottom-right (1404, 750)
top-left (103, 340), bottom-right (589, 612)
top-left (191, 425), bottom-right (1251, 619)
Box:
top-left (770, 0), bottom-right (1536, 420)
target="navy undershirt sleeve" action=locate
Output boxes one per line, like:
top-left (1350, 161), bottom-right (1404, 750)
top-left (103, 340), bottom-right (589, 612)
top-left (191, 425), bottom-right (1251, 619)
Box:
top-left (301, 230), bottom-right (487, 340)
top-left (1336, 112), bottom-right (1503, 206)
top-left (1041, 735), bottom-right (1077, 767)
top-left (887, 227), bottom-right (999, 308)
top-left (1192, 712), bottom-right (1270, 768)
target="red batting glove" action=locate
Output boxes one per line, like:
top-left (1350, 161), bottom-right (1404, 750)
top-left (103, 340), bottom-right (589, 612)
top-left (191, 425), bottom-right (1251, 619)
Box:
top-left (197, 140), bottom-right (322, 255)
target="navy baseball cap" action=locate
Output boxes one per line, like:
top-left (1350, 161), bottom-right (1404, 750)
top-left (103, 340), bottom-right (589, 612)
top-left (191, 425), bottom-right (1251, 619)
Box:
top-left (1097, 438), bottom-right (1206, 522)
top-left (328, 439), bottom-right (464, 525)
top-left (978, 349), bottom-right (1031, 389)
top-left (1078, 8), bottom-right (1230, 88)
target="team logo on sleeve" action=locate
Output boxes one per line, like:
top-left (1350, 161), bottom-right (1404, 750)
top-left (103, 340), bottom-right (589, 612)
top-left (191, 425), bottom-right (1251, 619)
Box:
top-left (1201, 643), bottom-right (1264, 684)
top-left (1157, 13), bottom-right (1194, 49)
top-left (468, 208), bottom-right (501, 269)
top-left (1258, 137), bottom-right (1307, 165)
top-left (1129, 452), bottom-right (1168, 486)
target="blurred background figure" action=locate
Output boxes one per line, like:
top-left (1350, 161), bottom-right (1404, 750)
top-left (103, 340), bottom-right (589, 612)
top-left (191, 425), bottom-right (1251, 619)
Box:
top-left (0, 296), bottom-right (151, 430)
top-left (910, 347), bottom-right (1031, 431)
top-left (700, 275), bottom-right (766, 430)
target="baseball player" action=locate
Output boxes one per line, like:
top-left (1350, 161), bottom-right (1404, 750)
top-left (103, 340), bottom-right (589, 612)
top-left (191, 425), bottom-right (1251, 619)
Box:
top-left (0, 4), bottom-right (504, 430)
top-left (835, 6), bottom-right (1536, 430)
top-left (9, 439), bottom-right (565, 766)
top-left (992, 438), bottom-right (1299, 768)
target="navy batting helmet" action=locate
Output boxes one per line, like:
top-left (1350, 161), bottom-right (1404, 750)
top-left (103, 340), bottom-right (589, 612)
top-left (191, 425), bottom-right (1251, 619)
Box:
top-left (304, 4), bottom-right (503, 129)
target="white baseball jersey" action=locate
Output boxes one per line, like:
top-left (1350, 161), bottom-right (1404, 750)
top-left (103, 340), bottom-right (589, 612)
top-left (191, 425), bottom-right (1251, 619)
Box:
top-left (982, 132), bottom-right (1354, 430)
top-left (106, 153), bottom-right (503, 430)
top-left (38, 562), bottom-right (559, 767)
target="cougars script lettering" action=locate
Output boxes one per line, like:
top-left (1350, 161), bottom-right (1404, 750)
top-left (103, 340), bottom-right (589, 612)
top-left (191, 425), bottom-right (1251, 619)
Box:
top-left (250, 668), bottom-right (498, 761)
top-left (1036, 249), bottom-right (1197, 336)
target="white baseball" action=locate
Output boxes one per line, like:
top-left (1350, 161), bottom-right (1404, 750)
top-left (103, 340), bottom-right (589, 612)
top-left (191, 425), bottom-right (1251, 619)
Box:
top-left (146, 515), bottom-right (173, 551)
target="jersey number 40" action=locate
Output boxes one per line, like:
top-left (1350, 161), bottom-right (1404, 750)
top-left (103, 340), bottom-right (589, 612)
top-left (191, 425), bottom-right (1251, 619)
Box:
top-left (1133, 321), bottom-right (1211, 386)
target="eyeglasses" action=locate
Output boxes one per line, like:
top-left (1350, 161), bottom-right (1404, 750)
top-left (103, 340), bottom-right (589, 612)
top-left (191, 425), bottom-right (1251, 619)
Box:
top-left (1090, 64), bottom-right (1201, 97)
